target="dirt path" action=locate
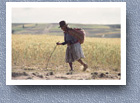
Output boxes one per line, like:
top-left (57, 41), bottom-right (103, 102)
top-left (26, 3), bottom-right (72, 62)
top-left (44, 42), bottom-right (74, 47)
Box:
top-left (42, 24), bottom-right (53, 34)
top-left (12, 66), bottom-right (121, 80)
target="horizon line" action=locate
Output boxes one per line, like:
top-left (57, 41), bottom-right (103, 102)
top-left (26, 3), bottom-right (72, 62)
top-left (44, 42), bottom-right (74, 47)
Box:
top-left (12, 22), bottom-right (121, 25)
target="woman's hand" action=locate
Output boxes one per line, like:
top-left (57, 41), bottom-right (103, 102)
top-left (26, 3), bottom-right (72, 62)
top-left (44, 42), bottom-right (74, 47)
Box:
top-left (56, 42), bottom-right (62, 45)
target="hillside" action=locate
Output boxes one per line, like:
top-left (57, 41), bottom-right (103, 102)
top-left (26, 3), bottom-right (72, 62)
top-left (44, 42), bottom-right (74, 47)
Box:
top-left (12, 23), bottom-right (120, 38)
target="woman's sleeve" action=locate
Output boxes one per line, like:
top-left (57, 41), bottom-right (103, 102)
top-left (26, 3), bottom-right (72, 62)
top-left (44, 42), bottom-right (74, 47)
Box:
top-left (62, 41), bottom-right (67, 45)
top-left (61, 33), bottom-right (67, 45)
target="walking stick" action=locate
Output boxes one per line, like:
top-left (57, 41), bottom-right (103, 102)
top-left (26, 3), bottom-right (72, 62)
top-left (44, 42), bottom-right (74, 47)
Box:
top-left (45, 44), bottom-right (58, 70)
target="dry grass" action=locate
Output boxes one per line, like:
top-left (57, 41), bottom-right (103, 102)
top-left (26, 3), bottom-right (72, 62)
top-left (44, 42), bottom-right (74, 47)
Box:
top-left (12, 34), bottom-right (120, 73)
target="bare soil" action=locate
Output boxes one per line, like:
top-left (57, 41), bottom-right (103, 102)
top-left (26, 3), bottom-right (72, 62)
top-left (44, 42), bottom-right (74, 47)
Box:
top-left (12, 66), bottom-right (121, 80)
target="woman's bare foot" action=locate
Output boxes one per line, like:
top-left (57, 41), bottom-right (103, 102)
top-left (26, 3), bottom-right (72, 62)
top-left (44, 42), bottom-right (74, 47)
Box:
top-left (69, 69), bottom-right (74, 71)
top-left (83, 64), bottom-right (88, 71)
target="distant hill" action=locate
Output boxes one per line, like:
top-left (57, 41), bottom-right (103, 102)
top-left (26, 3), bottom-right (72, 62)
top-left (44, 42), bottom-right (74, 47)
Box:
top-left (12, 23), bottom-right (120, 38)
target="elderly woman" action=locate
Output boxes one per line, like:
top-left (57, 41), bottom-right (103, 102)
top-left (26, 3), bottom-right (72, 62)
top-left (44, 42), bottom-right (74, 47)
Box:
top-left (56, 21), bottom-right (88, 71)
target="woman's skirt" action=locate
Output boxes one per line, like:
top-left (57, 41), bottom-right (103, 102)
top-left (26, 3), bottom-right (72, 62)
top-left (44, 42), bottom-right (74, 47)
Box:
top-left (65, 42), bottom-right (85, 63)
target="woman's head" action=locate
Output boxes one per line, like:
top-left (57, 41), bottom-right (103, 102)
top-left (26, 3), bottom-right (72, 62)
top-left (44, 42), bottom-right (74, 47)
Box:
top-left (59, 21), bottom-right (68, 32)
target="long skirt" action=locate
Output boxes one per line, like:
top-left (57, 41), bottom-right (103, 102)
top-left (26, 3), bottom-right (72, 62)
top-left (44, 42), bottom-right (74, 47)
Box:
top-left (65, 42), bottom-right (85, 63)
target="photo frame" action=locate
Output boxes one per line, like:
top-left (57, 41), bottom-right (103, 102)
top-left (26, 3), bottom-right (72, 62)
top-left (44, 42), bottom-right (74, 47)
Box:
top-left (6, 2), bottom-right (126, 85)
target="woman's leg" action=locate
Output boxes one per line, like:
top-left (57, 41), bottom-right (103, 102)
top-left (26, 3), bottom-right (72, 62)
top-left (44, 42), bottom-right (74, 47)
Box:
top-left (77, 59), bottom-right (88, 71)
top-left (69, 62), bottom-right (74, 71)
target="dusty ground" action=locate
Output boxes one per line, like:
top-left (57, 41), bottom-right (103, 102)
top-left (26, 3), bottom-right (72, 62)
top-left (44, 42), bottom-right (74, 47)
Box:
top-left (12, 65), bottom-right (121, 80)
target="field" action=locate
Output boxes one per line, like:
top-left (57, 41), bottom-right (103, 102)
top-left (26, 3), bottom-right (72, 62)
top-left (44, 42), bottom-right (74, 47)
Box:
top-left (12, 34), bottom-right (121, 80)
top-left (12, 23), bottom-right (120, 38)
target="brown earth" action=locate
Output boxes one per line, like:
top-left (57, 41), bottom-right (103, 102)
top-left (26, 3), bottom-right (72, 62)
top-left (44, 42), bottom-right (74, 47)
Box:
top-left (12, 66), bottom-right (121, 80)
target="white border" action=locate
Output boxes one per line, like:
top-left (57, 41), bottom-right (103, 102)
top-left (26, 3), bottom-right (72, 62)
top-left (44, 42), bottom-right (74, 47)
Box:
top-left (6, 2), bottom-right (126, 85)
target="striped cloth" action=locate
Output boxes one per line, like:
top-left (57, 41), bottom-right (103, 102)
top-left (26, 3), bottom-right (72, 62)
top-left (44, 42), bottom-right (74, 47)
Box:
top-left (65, 42), bottom-right (85, 63)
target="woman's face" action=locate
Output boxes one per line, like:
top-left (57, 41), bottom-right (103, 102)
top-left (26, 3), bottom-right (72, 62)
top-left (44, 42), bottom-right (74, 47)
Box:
top-left (61, 25), bottom-right (67, 32)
